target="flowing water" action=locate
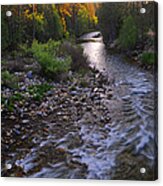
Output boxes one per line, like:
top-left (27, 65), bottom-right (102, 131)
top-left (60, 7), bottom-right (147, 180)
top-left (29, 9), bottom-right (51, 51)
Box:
top-left (2, 32), bottom-right (157, 180)
top-left (80, 32), bottom-right (157, 180)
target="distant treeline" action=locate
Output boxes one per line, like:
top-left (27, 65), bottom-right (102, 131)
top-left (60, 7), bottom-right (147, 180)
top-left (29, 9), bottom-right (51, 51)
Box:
top-left (2, 3), bottom-right (98, 51)
top-left (97, 1), bottom-right (157, 50)
top-left (2, 2), bottom-right (157, 52)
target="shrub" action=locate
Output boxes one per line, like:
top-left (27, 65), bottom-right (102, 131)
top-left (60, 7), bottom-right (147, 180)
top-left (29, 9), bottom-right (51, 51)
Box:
top-left (141, 52), bottom-right (155, 65)
top-left (18, 43), bottom-right (32, 57)
top-left (1, 70), bottom-right (19, 88)
top-left (28, 83), bottom-right (53, 101)
top-left (1, 60), bottom-right (7, 71)
top-left (31, 40), bottom-right (72, 80)
top-left (60, 41), bottom-right (89, 72)
top-left (118, 16), bottom-right (138, 50)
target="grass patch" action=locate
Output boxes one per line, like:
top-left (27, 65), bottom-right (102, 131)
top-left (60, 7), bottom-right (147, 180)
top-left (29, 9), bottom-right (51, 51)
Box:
top-left (28, 83), bottom-right (53, 101)
top-left (141, 52), bottom-right (155, 65)
top-left (2, 83), bottom-right (53, 112)
top-left (1, 93), bottom-right (23, 112)
top-left (1, 70), bottom-right (19, 89)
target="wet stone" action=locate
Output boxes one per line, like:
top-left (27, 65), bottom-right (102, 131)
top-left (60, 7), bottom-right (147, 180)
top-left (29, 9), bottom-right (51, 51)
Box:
top-left (20, 86), bottom-right (26, 91)
top-left (9, 115), bottom-right (16, 120)
top-left (15, 125), bottom-right (21, 129)
top-left (22, 119), bottom-right (30, 124)
top-left (70, 91), bottom-right (78, 96)
top-left (63, 116), bottom-right (69, 121)
top-left (5, 163), bottom-right (12, 170)
top-left (107, 92), bottom-right (113, 99)
top-left (13, 129), bottom-right (21, 135)
top-left (86, 106), bottom-right (92, 111)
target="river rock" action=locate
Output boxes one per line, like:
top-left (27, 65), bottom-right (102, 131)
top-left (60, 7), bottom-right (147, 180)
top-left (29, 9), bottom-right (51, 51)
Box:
top-left (63, 115), bottom-right (69, 121)
top-left (20, 85), bottom-right (26, 91)
top-left (22, 119), bottom-right (29, 124)
top-left (9, 115), bottom-right (16, 120)
top-left (86, 105), bottom-right (92, 111)
top-left (15, 124), bottom-right (21, 129)
top-left (13, 129), bottom-right (21, 135)
top-left (27, 71), bottom-right (33, 79)
top-left (107, 91), bottom-right (113, 99)
top-left (5, 163), bottom-right (12, 170)
top-left (47, 90), bottom-right (54, 96)
top-left (70, 91), bottom-right (78, 96)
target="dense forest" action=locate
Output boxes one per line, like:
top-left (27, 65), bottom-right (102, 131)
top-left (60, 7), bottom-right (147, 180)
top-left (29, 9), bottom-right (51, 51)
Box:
top-left (1, 2), bottom-right (158, 180)
top-left (2, 2), bottom-right (157, 64)
top-left (2, 3), bottom-right (98, 50)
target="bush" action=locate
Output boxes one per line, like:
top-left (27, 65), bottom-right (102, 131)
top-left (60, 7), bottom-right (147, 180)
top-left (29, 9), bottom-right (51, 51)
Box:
top-left (141, 52), bottom-right (155, 65)
top-left (1, 70), bottom-right (19, 89)
top-left (31, 40), bottom-right (72, 80)
top-left (118, 16), bottom-right (138, 50)
top-left (60, 41), bottom-right (89, 72)
top-left (28, 83), bottom-right (53, 101)
top-left (18, 43), bottom-right (32, 57)
top-left (1, 60), bottom-right (7, 70)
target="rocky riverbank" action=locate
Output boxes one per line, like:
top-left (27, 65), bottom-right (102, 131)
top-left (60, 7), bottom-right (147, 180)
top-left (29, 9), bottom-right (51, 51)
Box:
top-left (1, 57), bottom-right (114, 177)
top-left (107, 33), bottom-right (156, 71)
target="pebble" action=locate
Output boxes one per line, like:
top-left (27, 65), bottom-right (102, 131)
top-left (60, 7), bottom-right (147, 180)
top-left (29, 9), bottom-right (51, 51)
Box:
top-left (93, 87), bottom-right (98, 92)
top-left (100, 116), bottom-right (105, 122)
top-left (107, 92), bottom-right (113, 98)
top-left (15, 124), bottom-right (21, 129)
top-left (6, 131), bottom-right (11, 136)
top-left (13, 129), bottom-right (21, 135)
top-left (27, 71), bottom-right (33, 79)
top-left (9, 115), bottom-right (16, 120)
top-left (20, 86), bottom-right (26, 91)
top-left (86, 106), bottom-right (92, 111)
top-left (63, 116), bottom-right (69, 121)
top-left (5, 163), bottom-right (12, 170)
top-left (47, 90), bottom-right (54, 96)
top-left (70, 91), bottom-right (78, 96)
top-left (57, 112), bottom-right (62, 116)
top-left (22, 119), bottom-right (29, 124)
top-left (37, 111), bottom-right (43, 116)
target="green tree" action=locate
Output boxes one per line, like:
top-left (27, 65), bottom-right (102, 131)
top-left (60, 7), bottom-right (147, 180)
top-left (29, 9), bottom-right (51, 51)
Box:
top-left (1, 6), bottom-right (9, 50)
top-left (118, 15), bottom-right (138, 49)
top-left (97, 3), bottom-right (123, 43)
top-left (42, 5), bottom-right (64, 41)
top-left (75, 7), bottom-right (89, 36)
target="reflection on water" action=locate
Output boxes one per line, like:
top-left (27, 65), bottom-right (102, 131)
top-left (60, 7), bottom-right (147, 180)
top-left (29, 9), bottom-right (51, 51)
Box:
top-left (82, 41), bottom-right (107, 74)
top-left (81, 32), bottom-right (157, 180)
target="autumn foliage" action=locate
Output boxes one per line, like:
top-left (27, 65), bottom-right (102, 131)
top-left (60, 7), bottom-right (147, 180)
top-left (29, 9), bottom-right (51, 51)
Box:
top-left (2, 3), bottom-right (98, 50)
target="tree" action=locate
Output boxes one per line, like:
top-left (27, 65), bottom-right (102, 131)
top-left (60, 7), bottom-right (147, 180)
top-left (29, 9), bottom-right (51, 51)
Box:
top-left (118, 15), bottom-right (138, 49)
top-left (97, 3), bottom-right (123, 43)
top-left (75, 6), bottom-right (89, 36)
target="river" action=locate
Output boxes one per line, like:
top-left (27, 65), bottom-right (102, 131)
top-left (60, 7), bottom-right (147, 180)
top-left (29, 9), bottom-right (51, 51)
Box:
top-left (2, 32), bottom-right (157, 180)
top-left (80, 31), bottom-right (157, 180)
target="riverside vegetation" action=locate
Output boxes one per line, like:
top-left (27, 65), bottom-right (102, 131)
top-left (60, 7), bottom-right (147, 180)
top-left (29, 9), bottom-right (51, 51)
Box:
top-left (1, 2), bottom-right (157, 180)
